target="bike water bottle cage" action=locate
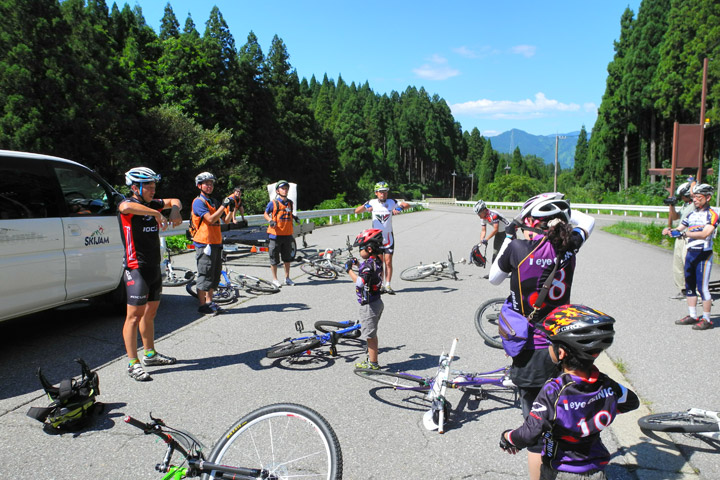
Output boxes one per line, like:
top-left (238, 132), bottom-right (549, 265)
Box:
top-left (27, 358), bottom-right (100, 431)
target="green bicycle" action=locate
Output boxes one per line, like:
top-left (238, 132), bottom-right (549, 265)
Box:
top-left (125, 403), bottom-right (342, 479)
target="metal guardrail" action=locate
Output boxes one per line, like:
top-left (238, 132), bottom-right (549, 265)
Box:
top-left (454, 200), bottom-right (671, 218)
top-left (160, 203), bottom-right (425, 238)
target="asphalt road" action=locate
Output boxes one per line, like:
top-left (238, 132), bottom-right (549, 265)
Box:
top-left (0, 205), bottom-right (717, 479)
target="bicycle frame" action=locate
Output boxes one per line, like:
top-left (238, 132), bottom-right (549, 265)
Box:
top-left (297, 320), bottom-right (360, 354)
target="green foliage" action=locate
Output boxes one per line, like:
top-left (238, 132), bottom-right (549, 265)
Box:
top-left (242, 187), bottom-right (272, 215)
top-left (602, 221), bottom-right (672, 249)
top-left (313, 193), bottom-right (351, 210)
top-left (165, 234), bottom-right (191, 251)
top-left (484, 174), bottom-right (547, 202)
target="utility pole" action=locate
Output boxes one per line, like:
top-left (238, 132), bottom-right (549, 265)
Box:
top-left (469, 173), bottom-right (474, 200)
top-left (451, 171), bottom-right (457, 199)
top-left (554, 135), bottom-right (566, 192)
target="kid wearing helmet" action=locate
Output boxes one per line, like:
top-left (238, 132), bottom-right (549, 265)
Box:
top-left (663, 183), bottom-right (718, 330)
top-left (488, 192), bottom-right (595, 479)
top-left (346, 228), bottom-right (385, 369)
top-left (191, 171), bottom-right (230, 315)
top-left (354, 181), bottom-right (410, 294)
top-left (473, 199), bottom-right (509, 276)
top-left (119, 167), bottom-right (183, 381)
top-left (500, 305), bottom-right (639, 479)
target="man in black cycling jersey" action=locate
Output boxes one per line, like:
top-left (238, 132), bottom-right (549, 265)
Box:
top-left (119, 167), bottom-right (183, 381)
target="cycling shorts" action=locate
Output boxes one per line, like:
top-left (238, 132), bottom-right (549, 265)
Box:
top-left (269, 235), bottom-right (294, 265)
top-left (124, 267), bottom-right (162, 306)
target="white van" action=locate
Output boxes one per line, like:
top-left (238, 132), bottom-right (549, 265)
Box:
top-left (0, 150), bottom-right (127, 322)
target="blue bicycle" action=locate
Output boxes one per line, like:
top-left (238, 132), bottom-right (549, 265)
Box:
top-left (266, 320), bottom-right (362, 358)
top-left (186, 252), bottom-right (279, 303)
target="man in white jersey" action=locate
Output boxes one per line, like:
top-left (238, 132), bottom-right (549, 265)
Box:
top-left (354, 181), bottom-right (410, 294)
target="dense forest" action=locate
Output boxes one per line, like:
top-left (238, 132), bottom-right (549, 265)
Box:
top-left (0, 0), bottom-right (718, 212)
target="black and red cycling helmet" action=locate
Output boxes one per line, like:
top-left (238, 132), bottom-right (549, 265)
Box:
top-left (470, 245), bottom-right (486, 267)
top-left (354, 228), bottom-right (383, 250)
top-left (541, 304), bottom-right (615, 362)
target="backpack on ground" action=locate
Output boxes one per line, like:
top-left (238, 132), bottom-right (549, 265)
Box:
top-left (27, 358), bottom-right (100, 432)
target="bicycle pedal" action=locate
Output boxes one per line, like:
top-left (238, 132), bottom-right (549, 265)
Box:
top-left (294, 320), bottom-right (304, 332)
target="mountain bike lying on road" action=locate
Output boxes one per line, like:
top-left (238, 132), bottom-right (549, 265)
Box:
top-left (186, 250), bottom-right (279, 303)
top-left (354, 338), bottom-right (516, 434)
top-left (298, 236), bottom-right (357, 279)
top-left (266, 319), bottom-right (362, 359)
top-left (474, 297), bottom-right (506, 349)
top-left (161, 250), bottom-right (195, 287)
top-left (638, 408), bottom-right (720, 440)
top-left (400, 251), bottom-right (465, 281)
top-left (125, 403), bottom-right (343, 479)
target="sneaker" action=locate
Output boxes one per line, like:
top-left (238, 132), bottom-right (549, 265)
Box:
top-left (692, 319), bottom-right (714, 330)
top-left (272, 279), bottom-right (282, 288)
top-left (675, 315), bottom-right (698, 325)
top-left (355, 358), bottom-right (380, 370)
top-left (142, 351), bottom-right (177, 367)
top-left (198, 304), bottom-right (215, 315)
top-left (128, 362), bottom-right (151, 381)
top-left (384, 286), bottom-right (395, 295)
top-left (285, 277), bottom-right (295, 286)
top-left (209, 302), bottom-right (224, 314)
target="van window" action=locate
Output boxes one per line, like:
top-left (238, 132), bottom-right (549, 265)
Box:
top-left (0, 160), bottom-right (60, 219)
top-left (54, 166), bottom-right (114, 216)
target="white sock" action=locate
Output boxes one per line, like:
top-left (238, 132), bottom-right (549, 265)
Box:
top-left (688, 306), bottom-right (697, 318)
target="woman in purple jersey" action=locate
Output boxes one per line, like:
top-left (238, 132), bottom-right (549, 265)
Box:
top-left (489, 193), bottom-right (595, 480)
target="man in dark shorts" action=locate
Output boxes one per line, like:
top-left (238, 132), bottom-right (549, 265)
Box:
top-left (263, 180), bottom-right (297, 288)
top-left (119, 167), bottom-right (183, 381)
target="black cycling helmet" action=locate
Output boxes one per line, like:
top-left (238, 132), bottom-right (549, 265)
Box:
top-left (541, 304), bottom-right (615, 362)
top-left (470, 245), bottom-right (486, 267)
top-left (354, 228), bottom-right (383, 250)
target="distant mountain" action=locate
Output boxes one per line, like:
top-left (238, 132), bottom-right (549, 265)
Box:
top-left (485, 129), bottom-right (580, 169)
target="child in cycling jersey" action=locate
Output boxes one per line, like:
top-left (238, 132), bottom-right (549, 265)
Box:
top-left (499, 305), bottom-right (639, 480)
top-left (345, 228), bottom-right (385, 370)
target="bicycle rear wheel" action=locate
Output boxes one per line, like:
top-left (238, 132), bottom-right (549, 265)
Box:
top-left (400, 264), bottom-right (435, 281)
top-left (474, 297), bottom-right (505, 349)
top-left (315, 320), bottom-right (362, 339)
top-left (354, 369), bottom-right (430, 391)
top-left (203, 403), bottom-right (342, 480)
top-left (638, 411), bottom-right (720, 433)
top-left (266, 338), bottom-right (322, 358)
top-left (235, 273), bottom-right (280, 293)
top-left (301, 262), bottom-right (339, 280)
top-left (185, 281), bottom-right (238, 304)
top-left (162, 266), bottom-right (194, 287)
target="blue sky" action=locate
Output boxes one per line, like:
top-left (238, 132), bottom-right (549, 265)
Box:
top-left (131, 0), bottom-right (642, 137)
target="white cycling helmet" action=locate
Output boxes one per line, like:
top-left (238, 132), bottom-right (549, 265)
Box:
top-left (195, 171), bottom-right (216, 185)
top-left (520, 192), bottom-right (571, 224)
top-left (125, 167), bottom-right (160, 186)
top-left (473, 200), bottom-right (487, 215)
top-left (693, 183), bottom-right (714, 196)
top-left (676, 182), bottom-right (691, 198)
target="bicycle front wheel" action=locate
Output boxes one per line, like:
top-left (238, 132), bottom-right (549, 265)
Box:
top-left (301, 263), bottom-right (339, 280)
top-left (185, 281), bottom-right (238, 303)
top-left (400, 264), bottom-right (435, 281)
top-left (203, 403), bottom-right (342, 480)
top-left (474, 297), bottom-right (505, 349)
top-left (266, 338), bottom-right (322, 358)
top-left (638, 411), bottom-right (720, 433)
top-left (235, 274), bottom-right (280, 293)
top-left (315, 320), bottom-right (362, 339)
top-left (162, 266), bottom-right (194, 287)
top-left (354, 369), bottom-right (430, 391)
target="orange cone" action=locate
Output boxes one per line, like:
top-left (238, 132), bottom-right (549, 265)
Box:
top-left (250, 246), bottom-right (257, 253)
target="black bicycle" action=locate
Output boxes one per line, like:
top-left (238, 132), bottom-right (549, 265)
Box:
top-left (125, 403), bottom-right (343, 479)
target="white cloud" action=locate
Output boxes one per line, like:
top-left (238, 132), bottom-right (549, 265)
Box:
top-left (449, 93), bottom-right (581, 120)
top-left (452, 45), bottom-right (497, 59)
top-left (510, 45), bottom-right (537, 58)
top-left (412, 54), bottom-right (460, 81)
top-left (583, 102), bottom-right (597, 112)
